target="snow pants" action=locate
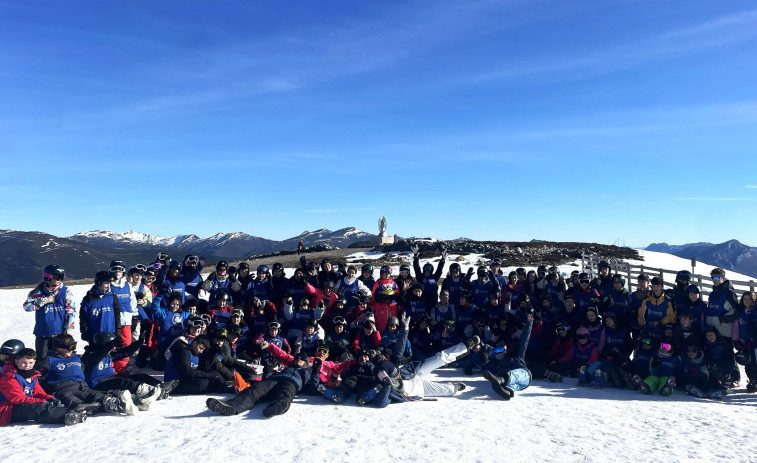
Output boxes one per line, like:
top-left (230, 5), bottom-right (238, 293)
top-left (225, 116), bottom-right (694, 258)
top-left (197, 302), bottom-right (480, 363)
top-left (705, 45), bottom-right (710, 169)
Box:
top-left (9, 402), bottom-right (71, 425)
top-left (409, 342), bottom-right (469, 398)
top-left (52, 380), bottom-right (109, 407)
top-left (506, 368), bottom-right (532, 392)
top-left (226, 378), bottom-right (297, 416)
top-left (643, 375), bottom-right (672, 394)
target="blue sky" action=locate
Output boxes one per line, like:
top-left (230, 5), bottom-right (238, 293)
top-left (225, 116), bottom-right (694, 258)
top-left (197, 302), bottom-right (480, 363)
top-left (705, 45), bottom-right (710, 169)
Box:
top-left (2, 0), bottom-right (756, 247)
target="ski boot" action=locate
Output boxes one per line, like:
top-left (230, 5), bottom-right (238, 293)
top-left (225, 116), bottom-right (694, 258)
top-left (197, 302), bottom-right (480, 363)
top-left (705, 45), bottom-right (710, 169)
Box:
top-left (686, 385), bottom-right (705, 398)
top-left (594, 369), bottom-right (607, 390)
top-left (659, 377), bottom-right (676, 396)
top-left (358, 385), bottom-right (383, 405)
top-left (544, 370), bottom-right (563, 383)
top-left (483, 370), bottom-right (512, 400)
top-left (64, 410), bottom-right (87, 426)
top-left (746, 381), bottom-right (757, 393)
top-left (317, 384), bottom-right (345, 403)
top-left (206, 398), bottom-right (238, 416)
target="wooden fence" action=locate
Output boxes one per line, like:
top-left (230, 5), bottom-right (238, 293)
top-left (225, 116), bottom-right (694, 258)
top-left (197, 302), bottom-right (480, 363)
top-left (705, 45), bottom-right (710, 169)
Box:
top-left (581, 253), bottom-right (756, 299)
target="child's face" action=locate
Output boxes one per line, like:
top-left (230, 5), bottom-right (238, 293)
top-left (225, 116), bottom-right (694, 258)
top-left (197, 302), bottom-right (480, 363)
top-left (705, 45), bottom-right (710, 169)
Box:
top-left (304, 326), bottom-right (315, 336)
top-left (169, 300), bottom-right (181, 312)
top-left (388, 324), bottom-right (398, 333)
top-left (413, 289), bottom-right (422, 298)
top-left (689, 292), bottom-right (699, 302)
top-left (565, 301), bottom-right (575, 312)
top-left (334, 324), bottom-right (344, 334)
top-left (743, 294), bottom-right (754, 309)
top-left (706, 332), bottom-right (717, 343)
top-left (679, 316), bottom-right (692, 328)
top-left (687, 351), bottom-right (697, 359)
top-left (586, 311), bottom-right (597, 322)
top-left (15, 357), bottom-right (35, 371)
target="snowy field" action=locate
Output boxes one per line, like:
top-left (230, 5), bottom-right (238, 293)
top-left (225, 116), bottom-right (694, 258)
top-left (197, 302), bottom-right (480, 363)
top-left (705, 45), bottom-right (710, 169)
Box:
top-left (1, 251), bottom-right (756, 463)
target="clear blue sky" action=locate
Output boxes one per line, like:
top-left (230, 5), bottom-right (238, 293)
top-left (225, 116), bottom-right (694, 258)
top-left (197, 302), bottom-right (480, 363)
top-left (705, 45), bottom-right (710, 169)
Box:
top-left (2, 1), bottom-right (756, 247)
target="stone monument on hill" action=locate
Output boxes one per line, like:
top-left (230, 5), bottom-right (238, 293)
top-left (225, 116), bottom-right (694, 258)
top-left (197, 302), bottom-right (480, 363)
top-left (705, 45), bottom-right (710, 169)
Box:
top-left (377, 216), bottom-right (395, 245)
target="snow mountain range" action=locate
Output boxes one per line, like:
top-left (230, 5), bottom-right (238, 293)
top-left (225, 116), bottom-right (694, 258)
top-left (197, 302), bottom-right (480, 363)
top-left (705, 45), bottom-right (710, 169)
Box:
top-left (645, 239), bottom-right (757, 279)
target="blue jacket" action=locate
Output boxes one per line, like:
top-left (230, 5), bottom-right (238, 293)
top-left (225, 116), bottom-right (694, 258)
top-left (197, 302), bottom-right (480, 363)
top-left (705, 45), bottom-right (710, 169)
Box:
top-left (44, 354), bottom-right (85, 388)
top-left (270, 365), bottom-right (313, 392)
top-left (80, 289), bottom-right (119, 341)
top-left (147, 296), bottom-right (193, 348)
top-left (33, 286), bottom-right (69, 337)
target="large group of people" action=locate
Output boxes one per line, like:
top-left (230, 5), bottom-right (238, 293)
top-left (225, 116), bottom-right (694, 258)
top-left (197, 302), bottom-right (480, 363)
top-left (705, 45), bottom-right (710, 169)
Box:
top-left (2, 248), bottom-right (754, 427)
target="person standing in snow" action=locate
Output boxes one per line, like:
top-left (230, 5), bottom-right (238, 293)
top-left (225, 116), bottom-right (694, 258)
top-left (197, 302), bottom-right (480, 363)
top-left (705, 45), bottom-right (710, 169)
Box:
top-left (23, 264), bottom-right (76, 358)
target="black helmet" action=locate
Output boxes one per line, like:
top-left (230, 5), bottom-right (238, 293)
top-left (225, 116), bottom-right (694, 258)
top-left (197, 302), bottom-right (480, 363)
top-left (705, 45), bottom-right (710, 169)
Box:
top-left (516, 267), bottom-right (526, 278)
top-left (109, 260), bottom-right (126, 273)
top-left (1, 339), bottom-right (25, 355)
top-left (676, 270), bottom-right (692, 282)
top-left (449, 263), bottom-right (461, 273)
top-left (184, 254), bottom-right (200, 266)
top-left (735, 350), bottom-right (752, 366)
top-left (127, 266), bottom-right (144, 276)
top-left (361, 264), bottom-right (373, 273)
top-left (548, 266), bottom-right (559, 274)
top-left (43, 264), bottom-right (65, 281)
top-left (237, 262), bottom-right (250, 271)
top-left (95, 270), bottom-right (114, 286)
top-left (335, 297), bottom-right (348, 307)
top-left (400, 264), bottom-right (411, 274)
top-left (490, 258), bottom-right (502, 267)
top-left (422, 263), bottom-right (433, 273)
top-left (386, 316), bottom-right (399, 327)
top-left (257, 265), bottom-right (269, 273)
top-left (612, 274), bottom-right (626, 286)
top-left (216, 261), bottom-right (229, 272)
top-left (215, 290), bottom-right (231, 302)
top-left (477, 266), bottom-right (488, 277)
top-left (598, 260), bottom-right (610, 271)
top-left (578, 272), bottom-right (590, 282)
top-left (537, 265), bottom-right (548, 275)
top-left (273, 263), bottom-right (284, 271)
top-left (321, 258), bottom-right (331, 267)
top-left (93, 331), bottom-right (118, 346)
top-left (305, 318), bottom-right (319, 328)
top-left (322, 280), bottom-right (335, 289)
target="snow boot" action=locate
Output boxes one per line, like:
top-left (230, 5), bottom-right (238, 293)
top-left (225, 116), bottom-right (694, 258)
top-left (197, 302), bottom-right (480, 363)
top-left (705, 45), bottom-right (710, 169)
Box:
top-left (102, 395), bottom-right (125, 415)
top-left (659, 377), bottom-right (676, 396)
top-left (705, 389), bottom-right (724, 400)
top-left (135, 384), bottom-right (161, 411)
top-left (262, 400), bottom-right (290, 418)
top-left (746, 381), bottom-right (757, 393)
top-left (452, 382), bottom-right (466, 391)
top-left (64, 410), bottom-right (87, 426)
top-left (640, 381), bottom-right (652, 395)
top-left (74, 402), bottom-right (102, 414)
top-left (206, 398), bottom-right (238, 416)
top-left (577, 366), bottom-right (588, 387)
top-left (358, 385), bottom-right (382, 405)
top-left (544, 370), bottom-right (562, 383)
top-left (119, 390), bottom-right (139, 415)
top-left (483, 370), bottom-right (511, 401)
top-left (318, 385), bottom-right (344, 403)
top-left (159, 379), bottom-right (180, 400)
top-left (465, 335), bottom-right (481, 351)
top-left (686, 385), bottom-right (705, 398)
top-left (594, 369), bottom-right (607, 390)
top-left (631, 374), bottom-right (643, 390)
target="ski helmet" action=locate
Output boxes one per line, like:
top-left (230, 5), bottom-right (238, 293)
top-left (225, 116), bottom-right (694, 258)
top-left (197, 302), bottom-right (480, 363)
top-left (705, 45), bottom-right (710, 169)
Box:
top-left (612, 274), bottom-right (626, 286)
top-left (0, 339), bottom-right (25, 356)
top-left (598, 260), bottom-right (610, 271)
top-left (322, 280), bottom-right (335, 289)
top-left (267, 321), bottom-right (281, 331)
top-left (422, 263), bottom-right (433, 273)
top-left (537, 265), bottom-right (548, 275)
top-left (361, 264), bottom-right (373, 273)
top-left (676, 270), bottom-right (692, 283)
top-left (477, 266), bottom-right (488, 277)
top-left (516, 268), bottom-right (526, 279)
top-left (380, 265), bottom-right (392, 275)
top-left (94, 270), bottom-right (114, 286)
top-left (216, 261), bottom-right (229, 272)
top-left (109, 260), bottom-right (126, 273)
top-left (735, 350), bottom-right (752, 366)
top-left (237, 262), bottom-right (250, 272)
top-left (272, 263), bottom-right (284, 272)
top-left (686, 284), bottom-right (700, 294)
top-left (42, 264), bottom-right (65, 281)
top-left (215, 290), bottom-right (230, 303)
top-left (399, 264), bottom-right (411, 274)
top-left (490, 258), bottom-right (502, 267)
top-left (387, 317), bottom-right (399, 327)
top-left (449, 263), bottom-right (461, 274)
top-left (93, 331), bottom-right (117, 346)
top-left (257, 264), bottom-right (269, 273)
top-left (321, 258), bottom-right (331, 267)
top-left (127, 266), bottom-right (144, 276)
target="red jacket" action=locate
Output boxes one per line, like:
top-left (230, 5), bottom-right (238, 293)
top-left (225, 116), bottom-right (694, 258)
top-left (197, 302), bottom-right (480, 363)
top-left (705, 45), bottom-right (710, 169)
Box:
top-left (369, 301), bottom-right (399, 333)
top-left (0, 363), bottom-right (54, 426)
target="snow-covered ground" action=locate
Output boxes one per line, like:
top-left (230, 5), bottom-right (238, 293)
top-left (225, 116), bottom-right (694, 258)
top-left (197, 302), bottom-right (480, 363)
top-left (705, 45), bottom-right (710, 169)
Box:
top-left (1, 252), bottom-right (756, 463)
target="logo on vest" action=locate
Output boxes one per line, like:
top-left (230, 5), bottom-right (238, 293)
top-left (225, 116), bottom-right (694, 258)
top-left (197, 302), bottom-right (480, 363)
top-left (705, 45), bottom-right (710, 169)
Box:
top-left (56, 363), bottom-right (65, 371)
top-left (98, 362), bottom-right (104, 371)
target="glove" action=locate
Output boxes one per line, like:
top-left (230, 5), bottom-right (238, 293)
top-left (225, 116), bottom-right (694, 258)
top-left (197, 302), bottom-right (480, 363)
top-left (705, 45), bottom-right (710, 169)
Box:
top-left (411, 244), bottom-right (420, 255)
top-left (40, 295), bottom-right (56, 305)
top-left (441, 250), bottom-right (448, 260)
top-left (466, 267), bottom-right (475, 276)
top-left (258, 340), bottom-right (269, 350)
top-left (318, 300), bottom-right (325, 309)
top-left (47, 398), bottom-right (64, 407)
top-left (252, 297), bottom-right (263, 309)
top-left (311, 357), bottom-right (322, 373)
top-left (337, 288), bottom-right (345, 297)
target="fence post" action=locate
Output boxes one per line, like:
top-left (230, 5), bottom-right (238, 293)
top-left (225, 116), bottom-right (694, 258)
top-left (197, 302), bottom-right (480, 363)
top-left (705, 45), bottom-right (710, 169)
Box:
top-left (751, 280), bottom-right (755, 292)
top-left (581, 253), bottom-right (585, 272)
top-left (691, 257), bottom-right (696, 277)
top-left (627, 266), bottom-right (632, 292)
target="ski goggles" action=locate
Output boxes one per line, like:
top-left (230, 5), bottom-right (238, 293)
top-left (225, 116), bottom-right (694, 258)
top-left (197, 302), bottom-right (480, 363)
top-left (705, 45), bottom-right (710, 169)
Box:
top-left (134, 264), bottom-right (147, 272)
top-left (333, 316), bottom-right (347, 326)
top-left (144, 276), bottom-right (156, 283)
top-left (185, 255), bottom-right (200, 264)
top-left (158, 253), bottom-right (170, 261)
top-left (315, 346), bottom-right (330, 354)
top-left (659, 343), bottom-right (672, 351)
top-left (43, 272), bottom-right (64, 281)
top-left (640, 337), bottom-right (652, 345)
top-left (55, 341), bottom-right (77, 351)
top-left (576, 334), bottom-right (590, 340)
top-left (492, 346), bottom-right (506, 356)
top-left (109, 265), bottom-right (126, 273)
top-left (186, 319), bottom-right (206, 329)
top-left (579, 279), bottom-right (590, 285)
top-left (686, 345), bottom-right (700, 354)
top-left (230, 309), bottom-right (243, 317)
top-left (711, 275), bottom-right (722, 281)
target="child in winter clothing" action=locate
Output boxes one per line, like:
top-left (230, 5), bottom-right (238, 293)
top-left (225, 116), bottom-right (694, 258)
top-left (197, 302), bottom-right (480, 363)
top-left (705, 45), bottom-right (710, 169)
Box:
top-left (23, 264), bottom-right (76, 358)
top-left (638, 340), bottom-right (680, 395)
top-left (557, 326), bottom-right (603, 387)
top-left (481, 314), bottom-right (535, 400)
top-left (381, 316), bottom-right (412, 359)
top-left (0, 348), bottom-right (85, 426)
top-left (682, 345), bottom-right (726, 399)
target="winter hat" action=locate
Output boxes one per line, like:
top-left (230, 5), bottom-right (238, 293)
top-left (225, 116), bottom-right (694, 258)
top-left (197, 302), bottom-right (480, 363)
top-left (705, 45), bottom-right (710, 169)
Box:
top-left (374, 360), bottom-right (400, 384)
top-left (576, 327), bottom-right (590, 336)
top-left (703, 325), bottom-right (718, 336)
